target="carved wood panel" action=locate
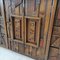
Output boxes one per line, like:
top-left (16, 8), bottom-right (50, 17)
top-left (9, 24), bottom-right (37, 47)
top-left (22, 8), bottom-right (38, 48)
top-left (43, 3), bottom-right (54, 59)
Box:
top-left (5, 0), bottom-right (57, 60)
top-left (25, 17), bottom-right (40, 47)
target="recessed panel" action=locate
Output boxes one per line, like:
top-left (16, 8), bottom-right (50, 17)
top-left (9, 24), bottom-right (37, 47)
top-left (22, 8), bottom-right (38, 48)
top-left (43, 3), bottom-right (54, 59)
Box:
top-left (25, 17), bottom-right (40, 47)
top-left (12, 17), bottom-right (23, 42)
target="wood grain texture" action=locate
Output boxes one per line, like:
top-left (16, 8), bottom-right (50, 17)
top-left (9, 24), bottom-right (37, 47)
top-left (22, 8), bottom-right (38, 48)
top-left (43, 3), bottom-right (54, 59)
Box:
top-left (45, 0), bottom-right (57, 60)
top-left (25, 17), bottom-right (40, 47)
top-left (5, 0), bottom-right (57, 60)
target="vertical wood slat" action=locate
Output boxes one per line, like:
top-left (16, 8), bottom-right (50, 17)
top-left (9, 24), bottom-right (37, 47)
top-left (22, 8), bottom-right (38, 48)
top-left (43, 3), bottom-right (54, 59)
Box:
top-left (14, 18), bottom-right (20, 39)
top-left (35, 19), bottom-right (41, 47)
top-left (13, 41), bottom-right (18, 52)
top-left (10, 16), bottom-right (14, 40)
top-left (18, 43), bottom-right (24, 53)
top-left (44, 0), bottom-right (52, 52)
top-left (4, 0), bottom-right (11, 38)
top-left (39, 0), bottom-right (46, 17)
top-left (14, 6), bottom-right (20, 39)
top-left (25, 45), bottom-right (30, 55)
top-left (39, 0), bottom-right (46, 48)
top-left (1, 0), bottom-right (8, 48)
top-left (45, 0), bottom-right (57, 60)
top-left (32, 47), bottom-right (37, 57)
top-left (15, 6), bottom-right (20, 15)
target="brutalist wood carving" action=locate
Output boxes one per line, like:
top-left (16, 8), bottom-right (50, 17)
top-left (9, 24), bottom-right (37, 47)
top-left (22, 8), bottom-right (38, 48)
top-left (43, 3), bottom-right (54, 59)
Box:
top-left (5, 0), bottom-right (57, 60)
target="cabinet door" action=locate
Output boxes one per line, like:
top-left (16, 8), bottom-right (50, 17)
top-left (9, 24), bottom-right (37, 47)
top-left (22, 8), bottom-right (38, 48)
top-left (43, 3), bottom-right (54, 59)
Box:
top-left (6, 0), bottom-right (57, 60)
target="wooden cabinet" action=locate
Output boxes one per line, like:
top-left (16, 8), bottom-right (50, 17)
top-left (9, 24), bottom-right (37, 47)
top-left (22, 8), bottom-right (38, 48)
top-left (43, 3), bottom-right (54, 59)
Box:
top-left (5, 0), bottom-right (57, 60)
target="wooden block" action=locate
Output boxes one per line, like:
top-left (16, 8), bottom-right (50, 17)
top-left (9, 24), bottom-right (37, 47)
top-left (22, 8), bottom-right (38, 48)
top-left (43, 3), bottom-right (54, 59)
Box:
top-left (9, 40), bottom-right (12, 50)
top-left (48, 57), bottom-right (57, 60)
top-left (58, 49), bottom-right (60, 54)
top-left (28, 46), bottom-right (32, 56)
top-left (18, 43), bottom-right (24, 53)
top-left (13, 41), bottom-right (18, 52)
top-left (19, 3), bottom-right (23, 16)
top-left (49, 48), bottom-right (58, 57)
top-left (58, 8), bottom-right (60, 19)
top-left (31, 47), bottom-right (36, 57)
top-left (39, 0), bottom-right (46, 16)
top-left (14, 18), bottom-right (20, 39)
top-left (51, 38), bottom-right (60, 48)
top-left (58, 55), bottom-right (60, 60)
top-left (40, 18), bottom-right (45, 39)
top-left (53, 27), bottom-right (60, 36)
top-left (10, 40), bottom-right (14, 51)
top-left (25, 45), bottom-right (30, 55)
top-left (51, 35), bottom-right (59, 45)
top-left (54, 19), bottom-right (60, 26)
top-left (15, 6), bottom-right (20, 15)
top-left (8, 39), bottom-right (11, 49)
top-left (40, 39), bottom-right (44, 48)
top-left (37, 48), bottom-right (44, 60)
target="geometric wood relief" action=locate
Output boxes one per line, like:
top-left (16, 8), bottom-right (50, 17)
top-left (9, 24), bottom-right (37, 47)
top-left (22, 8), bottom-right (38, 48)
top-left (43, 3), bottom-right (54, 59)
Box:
top-left (11, 16), bottom-right (24, 43)
top-left (25, 17), bottom-right (40, 47)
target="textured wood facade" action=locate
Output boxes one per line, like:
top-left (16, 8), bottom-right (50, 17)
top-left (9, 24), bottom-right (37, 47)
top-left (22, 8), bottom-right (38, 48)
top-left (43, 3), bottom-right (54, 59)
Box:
top-left (1, 0), bottom-right (58, 60)
top-left (48, 0), bottom-right (60, 60)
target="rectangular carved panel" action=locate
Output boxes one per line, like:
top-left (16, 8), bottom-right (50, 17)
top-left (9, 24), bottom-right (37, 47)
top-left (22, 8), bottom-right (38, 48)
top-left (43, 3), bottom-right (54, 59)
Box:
top-left (25, 17), bottom-right (40, 47)
top-left (11, 16), bottom-right (23, 42)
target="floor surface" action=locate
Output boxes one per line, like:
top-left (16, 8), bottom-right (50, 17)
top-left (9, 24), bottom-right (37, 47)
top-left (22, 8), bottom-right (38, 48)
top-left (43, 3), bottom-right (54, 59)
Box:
top-left (0, 47), bottom-right (35, 60)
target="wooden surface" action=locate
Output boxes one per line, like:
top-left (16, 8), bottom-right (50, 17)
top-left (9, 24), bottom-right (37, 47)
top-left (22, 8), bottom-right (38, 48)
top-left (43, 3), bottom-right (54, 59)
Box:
top-left (4, 0), bottom-right (57, 60)
top-left (48, 0), bottom-right (60, 60)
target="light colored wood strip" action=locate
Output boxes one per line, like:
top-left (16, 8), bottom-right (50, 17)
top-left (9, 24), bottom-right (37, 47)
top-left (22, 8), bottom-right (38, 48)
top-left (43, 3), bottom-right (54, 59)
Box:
top-left (1, 0), bottom-right (8, 48)
top-left (39, 0), bottom-right (46, 17)
top-left (15, 6), bottom-right (20, 15)
top-left (44, 0), bottom-right (52, 53)
top-left (45, 0), bottom-right (57, 60)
